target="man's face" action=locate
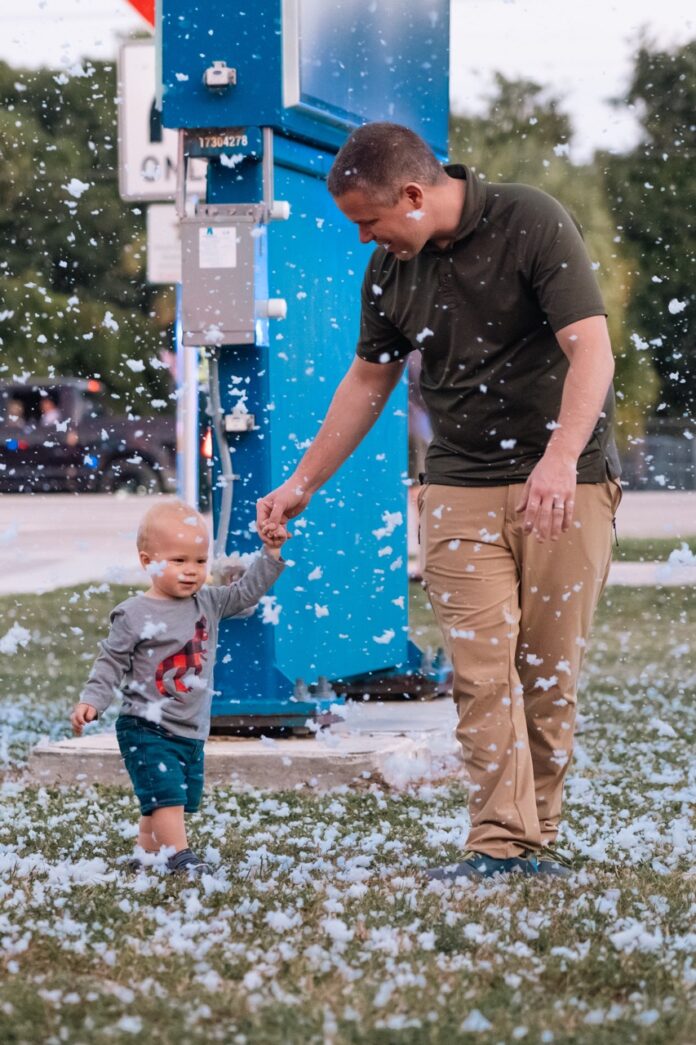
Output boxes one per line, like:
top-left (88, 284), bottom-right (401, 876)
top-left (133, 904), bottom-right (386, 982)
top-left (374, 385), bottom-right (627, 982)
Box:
top-left (334, 186), bottom-right (432, 261)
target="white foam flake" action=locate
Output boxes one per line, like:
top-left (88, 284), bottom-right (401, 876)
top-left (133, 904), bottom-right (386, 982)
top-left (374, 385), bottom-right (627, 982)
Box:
top-left (461, 1010), bottom-right (493, 1032)
top-left (535, 675), bottom-right (559, 691)
top-left (139, 620), bottom-right (167, 641)
top-left (102, 311), bottom-right (119, 332)
top-left (64, 178), bottom-right (90, 199)
top-left (0, 624), bottom-right (31, 655)
top-left (259, 595), bottom-right (282, 625)
top-left (372, 510), bottom-right (403, 540)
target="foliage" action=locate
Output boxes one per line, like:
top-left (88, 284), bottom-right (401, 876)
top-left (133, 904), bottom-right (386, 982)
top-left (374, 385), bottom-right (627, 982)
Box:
top-left (0, 59), bottom-right (174, 415)
top-left (600, 40), bottom-right (696, 420)
top-left (450, 74), bottom-right (660, 446)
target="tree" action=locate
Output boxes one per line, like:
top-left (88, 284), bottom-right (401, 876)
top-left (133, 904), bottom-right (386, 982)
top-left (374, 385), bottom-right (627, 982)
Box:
top-left (0, 59), bottom-right (174, 415)
top-left (450, 75), bottom-right (659, 446)
top-left (600, 39), bottom-right (695, 419)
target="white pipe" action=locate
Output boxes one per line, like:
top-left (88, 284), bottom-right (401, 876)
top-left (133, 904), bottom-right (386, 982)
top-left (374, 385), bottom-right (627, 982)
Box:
top-left (209, 351), bottom-right (234, 559)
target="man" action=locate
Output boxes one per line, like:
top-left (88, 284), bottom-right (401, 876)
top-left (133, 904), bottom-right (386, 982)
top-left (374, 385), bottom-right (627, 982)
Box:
top-left (257, 122), bottom-right (621, 881)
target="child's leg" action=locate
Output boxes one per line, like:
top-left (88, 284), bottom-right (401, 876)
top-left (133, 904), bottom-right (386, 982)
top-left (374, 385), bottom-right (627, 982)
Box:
top-left (137, 815), bottom-right (159, 852)
top-left (150, 805), bottom-right (188, 853)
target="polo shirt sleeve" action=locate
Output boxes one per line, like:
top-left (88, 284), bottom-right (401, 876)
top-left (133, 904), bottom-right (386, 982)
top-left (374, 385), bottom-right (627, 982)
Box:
top-left (520, 188), bottom-right (606, 333)
top-left (356, 257), bottom-right (412, 363)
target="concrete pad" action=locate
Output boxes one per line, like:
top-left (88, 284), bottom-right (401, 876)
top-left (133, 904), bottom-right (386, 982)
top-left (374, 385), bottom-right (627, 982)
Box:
top-left (615, 491), bottom-right (696, 539)
top-left (27, 730), bottom-right (434, 790)
top-left (337, 696), bottom-right (457, 735)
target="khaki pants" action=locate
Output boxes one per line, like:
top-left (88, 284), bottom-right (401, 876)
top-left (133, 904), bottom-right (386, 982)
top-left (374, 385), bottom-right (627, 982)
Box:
top-left (419, 480), bottom-right (621, 858)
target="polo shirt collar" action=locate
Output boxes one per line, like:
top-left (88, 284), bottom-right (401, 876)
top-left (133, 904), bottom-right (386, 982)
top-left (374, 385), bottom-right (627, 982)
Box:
top-left (423, 164), bottom-right (486, 252)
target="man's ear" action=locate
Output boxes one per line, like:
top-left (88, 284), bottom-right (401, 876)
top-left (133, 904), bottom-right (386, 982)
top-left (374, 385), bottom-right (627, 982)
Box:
top-left (403, 183), bottom-right (424, 209)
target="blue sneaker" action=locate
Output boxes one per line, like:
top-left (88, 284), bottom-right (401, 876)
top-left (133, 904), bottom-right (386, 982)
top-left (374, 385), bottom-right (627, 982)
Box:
top-left (426, 850), bottom-right (540, 882)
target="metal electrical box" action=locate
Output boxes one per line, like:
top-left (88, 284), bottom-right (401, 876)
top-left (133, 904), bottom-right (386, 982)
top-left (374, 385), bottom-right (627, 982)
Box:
top-left (180, 205), bottom-right (262, 347)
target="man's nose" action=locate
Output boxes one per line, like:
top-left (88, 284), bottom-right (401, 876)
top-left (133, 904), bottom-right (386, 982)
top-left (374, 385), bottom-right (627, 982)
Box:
top-left (358, 227), bottom-right (373, 244)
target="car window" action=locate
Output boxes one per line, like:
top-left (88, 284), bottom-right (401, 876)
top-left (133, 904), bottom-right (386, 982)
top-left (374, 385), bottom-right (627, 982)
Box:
top-left (0, 387), bottom-right (65, 429)
top-left (82, 390), bottom-right (106, 419)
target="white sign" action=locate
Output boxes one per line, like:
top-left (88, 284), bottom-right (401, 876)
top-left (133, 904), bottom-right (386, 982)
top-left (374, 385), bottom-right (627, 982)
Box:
top-left (198, 226), bottom-right (238, 269)
top-left (146, 204), bottom-right (182, 284)
top-left (117, 39), bottom-right (207, 202)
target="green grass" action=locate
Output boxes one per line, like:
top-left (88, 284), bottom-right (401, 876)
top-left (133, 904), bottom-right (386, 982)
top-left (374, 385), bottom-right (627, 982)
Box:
top-left (0, 582), bottom-right (695, 1044)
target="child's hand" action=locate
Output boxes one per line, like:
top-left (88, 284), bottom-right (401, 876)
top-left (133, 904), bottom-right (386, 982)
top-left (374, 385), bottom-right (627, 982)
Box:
top-left (71, 703), bottom-right (98, 736)
top-left (260, 521), bottom-right (291, 554)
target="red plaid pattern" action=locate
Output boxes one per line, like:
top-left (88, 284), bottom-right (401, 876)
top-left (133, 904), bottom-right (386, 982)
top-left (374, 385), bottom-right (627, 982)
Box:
top-left (155, 616), bottom-right (209, 697)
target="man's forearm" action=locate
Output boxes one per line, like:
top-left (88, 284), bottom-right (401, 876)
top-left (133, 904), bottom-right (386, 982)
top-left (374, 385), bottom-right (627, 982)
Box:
top-left (292, 359), bottom-right (404, 493)
top-left (547, 318), bottom-right (615, 464)
top-left (547, 357), bottom-right (614, 462)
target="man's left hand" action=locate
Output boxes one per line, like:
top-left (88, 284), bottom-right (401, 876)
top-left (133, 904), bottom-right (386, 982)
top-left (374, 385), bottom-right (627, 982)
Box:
top-left (516, 450), bottom-right (578, 542)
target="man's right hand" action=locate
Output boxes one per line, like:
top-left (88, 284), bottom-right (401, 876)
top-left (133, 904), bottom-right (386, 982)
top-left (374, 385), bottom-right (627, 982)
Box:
top-left (256, 476), bottom-right (312, 537)
top-left (71, 703), bottom-right (98, 736)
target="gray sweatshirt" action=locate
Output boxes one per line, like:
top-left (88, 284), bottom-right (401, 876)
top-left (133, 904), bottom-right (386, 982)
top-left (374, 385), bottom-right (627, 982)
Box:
top-left (81, 550), bottom-right (284, 739)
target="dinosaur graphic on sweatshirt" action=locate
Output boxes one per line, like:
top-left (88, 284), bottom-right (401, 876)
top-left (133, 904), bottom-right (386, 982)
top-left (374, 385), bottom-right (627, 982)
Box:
top-left (155, 615), bottom-right (209, 697)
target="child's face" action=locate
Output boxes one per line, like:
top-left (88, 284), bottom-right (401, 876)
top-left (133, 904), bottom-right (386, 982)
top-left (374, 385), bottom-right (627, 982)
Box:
top-left (139, 524), bottom-right (210, 599)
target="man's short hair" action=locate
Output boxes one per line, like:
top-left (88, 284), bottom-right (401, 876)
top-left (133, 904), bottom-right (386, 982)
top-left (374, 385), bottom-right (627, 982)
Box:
top-left (327, 122), bottom-right (444, 204)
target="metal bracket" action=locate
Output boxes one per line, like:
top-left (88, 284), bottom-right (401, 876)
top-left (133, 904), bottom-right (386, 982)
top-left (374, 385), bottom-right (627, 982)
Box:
top-left (224, 411), bottom-right (256, 433)
top-left (203, 61), bottom-right (237, 91)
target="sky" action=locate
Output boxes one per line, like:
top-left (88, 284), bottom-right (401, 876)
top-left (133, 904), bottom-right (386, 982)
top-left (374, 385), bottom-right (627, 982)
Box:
top-left (0, 0), bottom-right (693, 162)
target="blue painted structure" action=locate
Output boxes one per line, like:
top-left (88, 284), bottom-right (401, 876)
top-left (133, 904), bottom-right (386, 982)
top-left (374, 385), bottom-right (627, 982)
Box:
top-left (159, 0), bottom-right (450, 724)
top-left (160, 0), bottom-right (449, 152)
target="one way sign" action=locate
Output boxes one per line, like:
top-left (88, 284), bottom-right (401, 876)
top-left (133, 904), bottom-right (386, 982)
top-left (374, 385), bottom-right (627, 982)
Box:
top-left (117, 38), bottom-right (207, 202)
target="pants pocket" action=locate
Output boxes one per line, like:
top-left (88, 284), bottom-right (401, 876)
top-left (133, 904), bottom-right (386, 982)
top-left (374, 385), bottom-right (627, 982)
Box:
top-left (416, 482), bottom-right (429, 515)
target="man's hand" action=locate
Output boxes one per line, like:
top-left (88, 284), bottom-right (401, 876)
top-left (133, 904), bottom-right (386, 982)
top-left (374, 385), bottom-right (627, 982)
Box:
top-left (71, 703), bottom-right (98, 736)
top-left (516, 449), bottom-right (578, 542)
top-left (256, 477), bottom-right (312, 537)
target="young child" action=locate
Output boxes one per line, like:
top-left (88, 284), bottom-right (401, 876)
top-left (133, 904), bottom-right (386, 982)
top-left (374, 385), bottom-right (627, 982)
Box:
top-left (70, 499), bottom-right (287, 876)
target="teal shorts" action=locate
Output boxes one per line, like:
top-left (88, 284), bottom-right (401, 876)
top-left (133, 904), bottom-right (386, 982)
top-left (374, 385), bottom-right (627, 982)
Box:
top-left (115, 715), bottom-right (205, 816)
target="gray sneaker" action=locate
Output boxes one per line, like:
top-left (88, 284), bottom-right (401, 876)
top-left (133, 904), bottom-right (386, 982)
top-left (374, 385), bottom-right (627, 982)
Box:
top-left (426, 850), bottom-right (540, 881)
top-left (167, 848), bottom-right (213, 876)
top-left (529, 845), bottom-right (574, 878)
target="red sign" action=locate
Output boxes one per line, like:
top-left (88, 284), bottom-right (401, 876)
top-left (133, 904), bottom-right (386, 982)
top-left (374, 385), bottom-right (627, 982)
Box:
top-left (124, 0), bottom-right (155, 28)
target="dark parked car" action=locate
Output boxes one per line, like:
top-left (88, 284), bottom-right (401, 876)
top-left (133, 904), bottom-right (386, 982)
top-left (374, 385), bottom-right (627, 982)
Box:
top-left (0, 378), bottom-right (176, 494)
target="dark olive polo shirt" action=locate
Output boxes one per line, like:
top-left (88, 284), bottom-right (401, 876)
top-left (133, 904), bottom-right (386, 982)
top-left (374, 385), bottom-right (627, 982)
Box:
top-left (356, 165), bottom-right (621, 486)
